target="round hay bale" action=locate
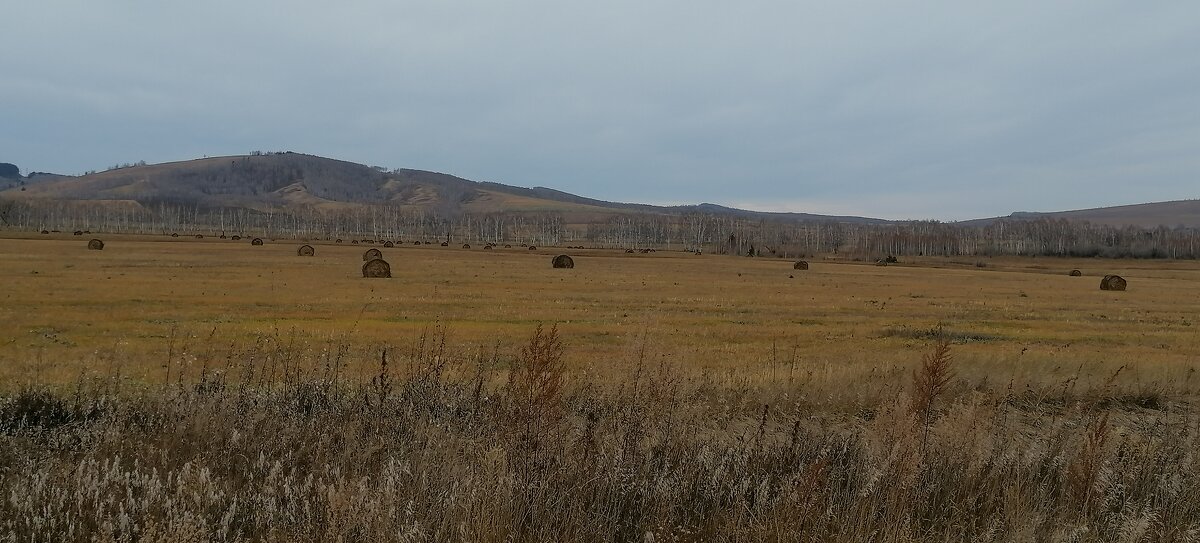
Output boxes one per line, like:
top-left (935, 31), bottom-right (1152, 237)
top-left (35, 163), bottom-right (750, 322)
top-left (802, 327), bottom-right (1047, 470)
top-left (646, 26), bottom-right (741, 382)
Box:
top-left (195, 234), bottom-right (204, 239)
top-left (362, 258), bottom-right (392, 278)
top-left (363, 248), bottom-right (383, 261)
top-left (335, 238), bottom-right (343, 243)
top-left (875, 259), bottom-right (888, 266)
top-left (484, 245), bottom-right (493, 250)
top-left (1069, 269), bottom-right (1082, 277)
top-left (220, 234), bottom-right (227, 239)
top-left (625, 249), bottom-right (634, 253)
top-left (383, 241), bottom-right (394, 248)
top-left (794, 261), bottom-right (809, 270)
top-left (171, 233), bottom-right (179, 237)
top-left (504, 244), bottom-right (512, 248)
top-left (87, 238), bottom-right (104, 250)
top-left (1100, 274), bottom-right (1127, 291)
top-left (351, 240), bottom-right (359, 244)
top-left (440, 242), bottom-right (449, 246)
top-left (40, 230), bottom-right (49, 235)
top-left (528, 246), bottom-right (537, 250)
top-left (462, 243), bottom-right (471, 249)
top-left (297, 244), bottom-right (315, 256)
top-left (251, 237), bottom-right (264, 246)
top-left (73, 230), bottom-right (83, 236)
top-left (413, 241), bottom-right (422, 245)
top-left (552, 254), bottom-right (574, 268)
top-left (231, 235), bottom-right (242, 241)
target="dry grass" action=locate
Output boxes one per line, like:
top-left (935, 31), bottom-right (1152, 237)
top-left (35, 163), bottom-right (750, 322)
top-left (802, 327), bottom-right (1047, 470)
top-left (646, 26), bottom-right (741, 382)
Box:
top-left (1, 233), bottom-right (1199, 540)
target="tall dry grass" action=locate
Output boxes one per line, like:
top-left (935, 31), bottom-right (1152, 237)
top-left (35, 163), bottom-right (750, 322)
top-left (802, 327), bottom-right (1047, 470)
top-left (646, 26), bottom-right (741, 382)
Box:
top-left (1, 326), bottom-right (1197, 542)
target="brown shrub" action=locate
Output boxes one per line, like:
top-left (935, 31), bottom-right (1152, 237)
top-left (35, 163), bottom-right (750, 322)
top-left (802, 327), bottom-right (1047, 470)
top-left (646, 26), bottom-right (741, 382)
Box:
top-left (362, 258), bottom-right (392, 278)
top-left (87, 239), bottom-right (104, 250)
top-left (363, 248), bottom-right (383, 261)
top-left (794, 261), bottom-right (809, 270)
top-left (297, 244), bottom-right (315, 256)
top-left (552, 255), bottom-right (574, 268)
top-left (1100, 274), bottom-right (1127, 291)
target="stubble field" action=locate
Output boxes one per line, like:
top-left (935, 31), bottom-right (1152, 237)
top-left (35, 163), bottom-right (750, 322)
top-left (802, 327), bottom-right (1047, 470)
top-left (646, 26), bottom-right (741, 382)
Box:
top-left (2, 233), bottom-right (1199, 541)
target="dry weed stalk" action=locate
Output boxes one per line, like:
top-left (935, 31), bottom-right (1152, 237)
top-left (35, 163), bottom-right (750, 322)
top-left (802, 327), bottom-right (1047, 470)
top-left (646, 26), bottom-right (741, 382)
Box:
top-left (911, 339), bottom-right (954, 451)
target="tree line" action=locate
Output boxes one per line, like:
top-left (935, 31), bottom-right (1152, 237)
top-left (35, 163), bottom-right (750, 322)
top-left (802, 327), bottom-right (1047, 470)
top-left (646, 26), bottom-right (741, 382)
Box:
top-left (2, 197), bottom-right (1198, 259)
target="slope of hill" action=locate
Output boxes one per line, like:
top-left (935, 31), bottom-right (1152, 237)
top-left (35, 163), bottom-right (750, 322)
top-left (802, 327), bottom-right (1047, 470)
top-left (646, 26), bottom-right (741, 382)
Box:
top-left (4, 153), bottom-right (1196, 228)
top-left (965, 200), bottom-right (1200, 229)
top-left (2, 153), bottom-right (617, 216)
top-left (0, 153), bottom-right (890, 224)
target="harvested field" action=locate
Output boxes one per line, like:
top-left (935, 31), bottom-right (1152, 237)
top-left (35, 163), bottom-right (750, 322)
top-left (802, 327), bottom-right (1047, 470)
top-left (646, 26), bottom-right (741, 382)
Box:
top-left (1, 233), bottom-right (1199, 540)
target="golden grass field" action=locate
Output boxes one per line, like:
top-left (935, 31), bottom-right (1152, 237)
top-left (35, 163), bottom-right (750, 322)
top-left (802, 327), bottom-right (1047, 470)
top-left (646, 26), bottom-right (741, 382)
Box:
top-left (4, 231), bottom-right (1200, 541)
top-left (2, 232), bottom-right (1198, 392)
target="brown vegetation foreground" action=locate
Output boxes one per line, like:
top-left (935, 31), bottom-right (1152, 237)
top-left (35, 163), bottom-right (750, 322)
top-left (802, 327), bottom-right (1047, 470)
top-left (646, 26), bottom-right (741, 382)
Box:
top-left (1, 325), bottom-right (1196, 542)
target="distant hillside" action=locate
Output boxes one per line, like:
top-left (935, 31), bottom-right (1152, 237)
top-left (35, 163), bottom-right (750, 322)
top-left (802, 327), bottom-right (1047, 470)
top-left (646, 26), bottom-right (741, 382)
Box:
top-left (965, 200), bottom-right (1200, 229)
top-left (0, 153), bottom-right (888, 224)
top-left (4, 153), bottom-right (1196, 228)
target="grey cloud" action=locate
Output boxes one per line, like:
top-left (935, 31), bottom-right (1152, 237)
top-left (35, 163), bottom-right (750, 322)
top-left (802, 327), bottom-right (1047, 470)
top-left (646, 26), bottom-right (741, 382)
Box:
top-left (3, 1), bottom-right (1198, 220)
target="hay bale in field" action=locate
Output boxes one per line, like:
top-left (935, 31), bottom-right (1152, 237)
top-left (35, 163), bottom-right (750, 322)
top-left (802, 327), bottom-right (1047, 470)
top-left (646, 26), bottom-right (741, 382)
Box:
top-left (552, 254), bottom-right (575, 268)
top-left (73, 230), bottom-right (83, 236)
top-left (362, 258), bottom-right (391, 278)
top-left (383, 241), bottom-right (394, 248)
top-left (335, 239), bottom-right (342, 243)
top-left (440, 241), bottom-right (449, 246)
top-left (195, 234), bottom-right (204, 239)
top-left (462, 243), bottom-right (471, 249)
top-left (1069, 269), bottom-right (1082, 276)
top-left (1100, 274), bottom-right (1127, 291)
top-left (297, 244), bottom-right (315, 256)
top-left (794, 261), bottom-right (809, 270)
top-left (363, 248), bottom-right (383, 261)
top-left (231, 235), bottom-right (242, 241)
top-left (171, 233), bottom-right (179, 237)
top-left (504, 244), bottom-right (512, 248)
top-left (87, 238), bottom-right (104, 250)
top-left (875, 259), bottom-right (888, 266)
top-left (625, 249), bottom-right (634, 253)
top-left (484, 245), bottom-right (493, 250)
top-left (351, 240), bottom-right (359, 244)
top-left (251, 238), bottom-right (264, 246)
top-left (413, 241), bottom-right (422, 245)
top-left (528, 245), bottom-right (537, 250)
top-left (40, 230), bottom-right (49, 234)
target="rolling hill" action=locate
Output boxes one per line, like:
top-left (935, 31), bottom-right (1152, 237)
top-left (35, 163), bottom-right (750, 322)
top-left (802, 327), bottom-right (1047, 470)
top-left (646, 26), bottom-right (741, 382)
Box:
top-left (0, 153), bottom-right (888, 224)
top-left (3, 152), bottom-right (1197, 228)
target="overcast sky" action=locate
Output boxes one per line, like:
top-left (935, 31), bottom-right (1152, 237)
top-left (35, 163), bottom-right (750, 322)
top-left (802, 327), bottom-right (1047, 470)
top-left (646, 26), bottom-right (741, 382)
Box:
top-left (3, 1), bottom-right (1198, 220)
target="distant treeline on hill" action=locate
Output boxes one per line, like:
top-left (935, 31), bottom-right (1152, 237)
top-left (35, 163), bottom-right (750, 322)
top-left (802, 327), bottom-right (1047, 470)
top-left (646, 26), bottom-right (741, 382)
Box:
top-left (1, 198), bottom-right (1198, 259)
